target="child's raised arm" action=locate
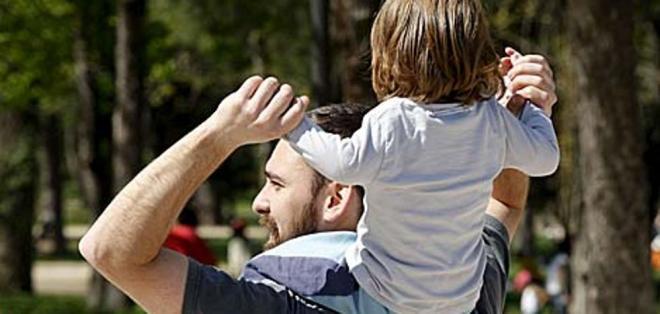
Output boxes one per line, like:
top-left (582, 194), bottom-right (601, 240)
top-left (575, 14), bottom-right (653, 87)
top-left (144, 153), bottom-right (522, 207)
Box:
top-left (499, 101), bottom-right (560, 176)
top-left (285, 110), bottom-right (391, 185)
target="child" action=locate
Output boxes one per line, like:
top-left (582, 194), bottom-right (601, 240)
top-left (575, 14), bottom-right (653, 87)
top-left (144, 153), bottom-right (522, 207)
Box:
top-left (286, 0), bottom-right (559, 312)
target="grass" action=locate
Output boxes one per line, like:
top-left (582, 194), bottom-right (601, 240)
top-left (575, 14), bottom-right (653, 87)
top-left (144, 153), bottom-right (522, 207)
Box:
top-left (0, 294), bottom-right (146, 314)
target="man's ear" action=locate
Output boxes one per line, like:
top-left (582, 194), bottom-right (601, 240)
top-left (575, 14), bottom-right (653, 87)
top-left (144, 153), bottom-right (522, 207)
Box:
top-left (321, 182), bottom-right (353, 225)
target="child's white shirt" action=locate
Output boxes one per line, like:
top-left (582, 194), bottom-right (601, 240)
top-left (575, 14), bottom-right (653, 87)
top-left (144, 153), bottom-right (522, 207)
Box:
top-left (286, 97), bottom-right (559, 313)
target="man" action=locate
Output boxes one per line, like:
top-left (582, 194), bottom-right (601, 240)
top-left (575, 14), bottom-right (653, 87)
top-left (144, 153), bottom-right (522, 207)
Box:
top-left (79, 49), bottom-right (557, 313)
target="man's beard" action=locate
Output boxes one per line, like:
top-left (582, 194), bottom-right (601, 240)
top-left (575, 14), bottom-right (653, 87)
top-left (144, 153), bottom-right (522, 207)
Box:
top-left (260, 199), bottom-right (320, 250)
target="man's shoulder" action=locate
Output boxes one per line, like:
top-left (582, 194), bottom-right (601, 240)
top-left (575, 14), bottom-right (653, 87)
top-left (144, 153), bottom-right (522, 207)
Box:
top-left (242, 231), bottom-right (358, 296)
top-left (184, 232), bottom-right (389, 314)
top-left (241, 232), bottom-right (390, 314)
top-left (184, 257), bottom-right (336, 313)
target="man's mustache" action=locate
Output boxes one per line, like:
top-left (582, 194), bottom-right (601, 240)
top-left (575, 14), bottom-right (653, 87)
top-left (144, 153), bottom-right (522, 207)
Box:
top-left (259, 215), bottom-right (280, 249)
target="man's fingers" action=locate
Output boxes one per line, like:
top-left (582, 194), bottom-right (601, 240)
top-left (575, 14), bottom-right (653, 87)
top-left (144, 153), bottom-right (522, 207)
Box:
top-left (249, 77), bottom-right (280, 113)
top-left (508, 62), bottom-right (544, 79)
top-left (258, 84), bottom-right (295, 122)
top-left (280, 96), bottom-right (309, 132)
top-left (511, 55), bottom-right (554, 78)
top-left (515, 86), bottom-right (556, 113)
top-left (509, 74), bottom-right (555, 94)
top-left (236, 76), bottom-right (263, 99)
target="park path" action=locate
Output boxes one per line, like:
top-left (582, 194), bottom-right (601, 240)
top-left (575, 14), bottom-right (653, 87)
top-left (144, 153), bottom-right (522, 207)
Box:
top-left (33, 224), bottom-right (266, 296)
top-left (33, 261), bottom-right (90, 296)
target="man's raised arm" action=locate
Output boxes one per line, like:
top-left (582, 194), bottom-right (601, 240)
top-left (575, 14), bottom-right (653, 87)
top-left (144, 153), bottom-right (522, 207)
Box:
top-left (489, 49), bottom-right (557, 242)
top-left (78, 76), bottom-right (308, 313)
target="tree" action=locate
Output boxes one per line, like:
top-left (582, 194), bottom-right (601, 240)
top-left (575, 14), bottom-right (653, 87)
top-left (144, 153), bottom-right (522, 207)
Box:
top-left (69, 0), bottom-right (122, 310)
top-left (38, 113), bottom-right (66, 255)
top-left (329, 0), bottom-right (380, 105)
top-left (71, 0), bottom-right (114, 219)
top-left (0, 112), bottom-right (38, 294)
top-left (84, 0), bottom-right (150, 310)
top-left (0, 0), bottom-right (73, 294)
top-left (567, 0), bottom-right (655, 312)
top-left (113, 0), bottom-right (146, 192)
top-left (310, 0), bottom-right (331, 107)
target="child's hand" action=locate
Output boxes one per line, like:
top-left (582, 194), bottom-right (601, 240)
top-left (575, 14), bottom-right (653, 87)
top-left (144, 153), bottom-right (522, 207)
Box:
top-left (500, 47), bottom-right (557, 117)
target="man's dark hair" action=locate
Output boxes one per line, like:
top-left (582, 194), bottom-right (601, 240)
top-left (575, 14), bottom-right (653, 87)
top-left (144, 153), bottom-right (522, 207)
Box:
top-left (306, 103), bottom-right (373, 199)
top-left (307, 103), bottom-right (373, 139)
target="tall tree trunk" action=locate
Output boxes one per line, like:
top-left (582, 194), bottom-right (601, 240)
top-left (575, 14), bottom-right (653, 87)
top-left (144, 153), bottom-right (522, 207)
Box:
top-left (0, 112), bottom-right (38, 294)
top-left (113, 0), bottom-right (146, 192)
top-left (310, 0), bottom-right (331, 107)
top-left (568, 0), bottom-right (655, 312)
top-left (330, 0), bottom-right (379, 105)
top-left (72, 0), bottom-right (123, 310)
top-left (73, 27), bottom-right (113, 215)
top-left (75, 26), bottom-right (123, 313)
top-left (86, 0), bottom-right (148, 310)
top-left (517, 209), bottom-right (535, 256)
top-left (39, 113), bottom-right (66, 255)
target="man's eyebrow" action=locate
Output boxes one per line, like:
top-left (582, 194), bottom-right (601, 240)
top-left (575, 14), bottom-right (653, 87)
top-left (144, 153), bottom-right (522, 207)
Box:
top-left (264, 170), bottom-right (286, 184)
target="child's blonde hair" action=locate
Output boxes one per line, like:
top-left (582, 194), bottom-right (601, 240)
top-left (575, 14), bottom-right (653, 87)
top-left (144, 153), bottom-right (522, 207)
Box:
top-left (371, 0), bottom-right (503, 105)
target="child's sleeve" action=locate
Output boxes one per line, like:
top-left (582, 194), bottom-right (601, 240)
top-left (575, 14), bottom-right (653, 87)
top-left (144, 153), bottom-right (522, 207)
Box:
top-left (500, 101), bottom-right (560, 176)
top-left (285, 112), bottom-right (390, 185)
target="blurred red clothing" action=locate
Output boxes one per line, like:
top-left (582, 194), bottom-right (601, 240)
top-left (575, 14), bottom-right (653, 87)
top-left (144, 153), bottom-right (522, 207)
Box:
top-left (164, 224), bottom-right (217, 265)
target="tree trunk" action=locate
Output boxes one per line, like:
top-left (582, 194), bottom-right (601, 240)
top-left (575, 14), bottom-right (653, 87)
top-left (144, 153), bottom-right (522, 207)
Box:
top-left (518, 208), bottom-right (535, 257)
top-left (71, 0), bottom-right (125, 310)
top-left (75, 27), bottom-right (124, 312)
top-left (0, 112), bottom-right (38, 294)
top-left (39, 113), bottom-right (66, 255)
top-left (310, 0), bottom-right (331, 107)
top-left (73, 24), bottom-right (113, 215)
top-left (330, 0), bottom-right (379, 105)
top-left (86, 0), bottom-right (148, 310)
top-left (568, 0), bottom-right (655, 312)
top-left (113, 0), bottom-right (146, 192)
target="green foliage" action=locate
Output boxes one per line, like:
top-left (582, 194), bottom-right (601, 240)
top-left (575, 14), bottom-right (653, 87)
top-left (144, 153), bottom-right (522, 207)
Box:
top-left (0, 294), bottom-right (86, 314)
top-left (0, 0), bottom-right (75, 114)
top-left (144, 0), bottom-right (314, 216)
top-left (147, 0), bottom-right (312, 110)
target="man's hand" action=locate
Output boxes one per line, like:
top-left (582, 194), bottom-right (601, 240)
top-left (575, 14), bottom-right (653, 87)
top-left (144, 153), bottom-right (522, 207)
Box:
top-left (210, 76), bottom-right (309, 148)
top-left (499, 47), bottom-right (557, 117)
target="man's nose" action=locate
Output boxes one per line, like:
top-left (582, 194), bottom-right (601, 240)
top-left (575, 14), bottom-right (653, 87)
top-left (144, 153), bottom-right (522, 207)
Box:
top-left (252, 189), bottom-right (269, 215)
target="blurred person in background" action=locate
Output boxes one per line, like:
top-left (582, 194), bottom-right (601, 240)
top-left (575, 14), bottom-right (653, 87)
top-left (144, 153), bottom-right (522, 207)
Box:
top-left (226, 217), bottom-right (252, 277)
top-left (164, 209), bottom-right (217, 266)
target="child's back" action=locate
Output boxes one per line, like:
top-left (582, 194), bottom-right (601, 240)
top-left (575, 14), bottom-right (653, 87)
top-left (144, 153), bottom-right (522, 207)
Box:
top-left (289, 96), bottom-right (557, 312)
top-left (287, 0), bottom-right (559, 312)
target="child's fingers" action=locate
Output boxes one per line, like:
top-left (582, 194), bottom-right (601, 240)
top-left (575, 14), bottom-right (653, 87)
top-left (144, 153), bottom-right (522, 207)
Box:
top-left (505, 47), bottom-right (523, 62)
top-left (499, 57), bottom-right (513, 76)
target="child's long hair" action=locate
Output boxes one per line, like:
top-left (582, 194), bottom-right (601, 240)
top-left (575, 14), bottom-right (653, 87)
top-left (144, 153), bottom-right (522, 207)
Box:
top-left (371, 0), bottom-right (503, 105)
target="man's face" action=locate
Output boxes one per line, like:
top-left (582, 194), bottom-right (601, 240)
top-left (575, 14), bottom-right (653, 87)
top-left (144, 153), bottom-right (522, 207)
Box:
top-left (252, 141), bottom-right (325, 250)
